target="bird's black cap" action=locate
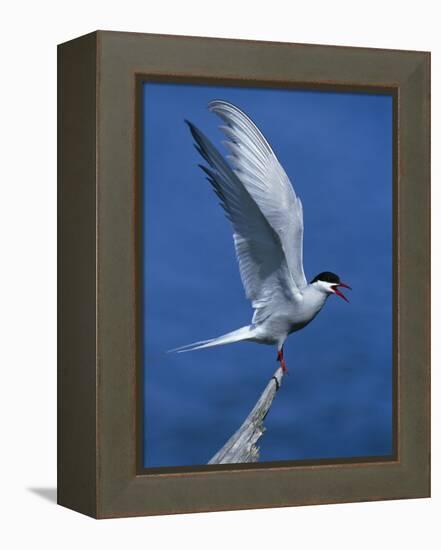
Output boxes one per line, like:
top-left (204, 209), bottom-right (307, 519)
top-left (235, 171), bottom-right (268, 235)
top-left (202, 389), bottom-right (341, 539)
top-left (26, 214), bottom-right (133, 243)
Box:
top-left (310, 271), bottom-right (341, 284)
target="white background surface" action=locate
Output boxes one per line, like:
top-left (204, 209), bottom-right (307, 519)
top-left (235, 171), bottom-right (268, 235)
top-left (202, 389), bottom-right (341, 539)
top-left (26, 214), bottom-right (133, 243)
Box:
top-left (0, 0), bottom-right (438, 547)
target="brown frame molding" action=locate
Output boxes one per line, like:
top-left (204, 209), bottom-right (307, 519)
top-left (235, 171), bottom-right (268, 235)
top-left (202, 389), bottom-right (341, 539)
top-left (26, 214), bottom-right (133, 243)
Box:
top-left (58, 31), bottom-right (430, 518)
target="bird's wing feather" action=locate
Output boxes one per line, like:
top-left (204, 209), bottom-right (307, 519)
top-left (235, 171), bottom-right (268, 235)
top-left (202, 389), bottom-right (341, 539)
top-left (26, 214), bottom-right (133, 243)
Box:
top-left (187, 121), bottom-right (301, 322)
top-left (208, 100), bottom-right (307, 290)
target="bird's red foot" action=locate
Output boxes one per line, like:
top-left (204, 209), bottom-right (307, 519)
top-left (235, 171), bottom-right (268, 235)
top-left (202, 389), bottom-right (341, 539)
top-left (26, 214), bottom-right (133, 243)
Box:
top-left (277, 350), bottom-right (288, 374)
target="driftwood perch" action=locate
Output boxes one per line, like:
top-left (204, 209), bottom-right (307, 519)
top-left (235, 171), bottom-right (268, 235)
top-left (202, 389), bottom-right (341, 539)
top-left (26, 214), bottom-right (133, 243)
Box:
top-left (208, 367), bottom-right (285, 464)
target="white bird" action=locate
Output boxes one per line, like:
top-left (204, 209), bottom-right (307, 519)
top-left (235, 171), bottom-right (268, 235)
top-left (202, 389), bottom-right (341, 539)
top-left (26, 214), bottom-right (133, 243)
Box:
top-left (172, 100), bottom-right (351, 372)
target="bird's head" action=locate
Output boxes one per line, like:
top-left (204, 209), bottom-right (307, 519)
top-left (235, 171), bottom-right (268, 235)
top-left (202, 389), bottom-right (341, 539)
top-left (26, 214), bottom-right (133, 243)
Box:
top-left (310, 272), bottom-right (352, 302)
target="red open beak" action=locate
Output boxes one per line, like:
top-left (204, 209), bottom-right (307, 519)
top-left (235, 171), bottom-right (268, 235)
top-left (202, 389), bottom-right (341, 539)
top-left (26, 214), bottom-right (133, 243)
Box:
top-left (332, 282), bottom-right (352, 303)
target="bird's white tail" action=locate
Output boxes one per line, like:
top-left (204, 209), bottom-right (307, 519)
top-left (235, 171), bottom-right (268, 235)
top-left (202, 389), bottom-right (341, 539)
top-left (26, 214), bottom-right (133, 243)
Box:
top-left (169, 325), bottom-right (253, 353)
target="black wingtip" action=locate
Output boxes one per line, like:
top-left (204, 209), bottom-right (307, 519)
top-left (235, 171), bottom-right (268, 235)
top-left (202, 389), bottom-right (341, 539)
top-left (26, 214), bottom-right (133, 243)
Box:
top-left (185, 119), bottom-right (204, 145)
top-left (184, 118), bottom-right (196, 136)
top-left (184, 118), bottom-right (197, 133)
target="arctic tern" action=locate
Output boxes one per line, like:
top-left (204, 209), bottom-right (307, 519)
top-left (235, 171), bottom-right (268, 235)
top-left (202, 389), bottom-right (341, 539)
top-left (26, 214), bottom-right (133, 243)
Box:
top-left (172, 100), bottom-right (351, 373)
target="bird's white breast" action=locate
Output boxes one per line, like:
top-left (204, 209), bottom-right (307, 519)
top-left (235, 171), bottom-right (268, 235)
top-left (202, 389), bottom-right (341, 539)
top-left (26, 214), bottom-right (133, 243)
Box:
top-left (252, 284), bottom-right (329, 344)
top-left (291, 289), bottom-right (327, 330)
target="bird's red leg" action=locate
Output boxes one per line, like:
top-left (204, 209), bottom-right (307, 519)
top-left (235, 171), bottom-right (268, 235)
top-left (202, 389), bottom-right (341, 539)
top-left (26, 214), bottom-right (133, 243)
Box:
top-left (277, 347), bottom-right (288, 373)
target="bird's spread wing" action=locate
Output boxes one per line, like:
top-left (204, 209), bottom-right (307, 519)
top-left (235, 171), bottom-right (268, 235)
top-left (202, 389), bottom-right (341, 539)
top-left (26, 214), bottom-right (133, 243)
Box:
top-left (187, 120), bottom-right (302, 324)
top-left (208, 100), bottom-right (307, 290)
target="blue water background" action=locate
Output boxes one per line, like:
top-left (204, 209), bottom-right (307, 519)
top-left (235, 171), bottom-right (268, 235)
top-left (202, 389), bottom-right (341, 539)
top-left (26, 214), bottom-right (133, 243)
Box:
top-left (142, 82), bottom-right (393, 467)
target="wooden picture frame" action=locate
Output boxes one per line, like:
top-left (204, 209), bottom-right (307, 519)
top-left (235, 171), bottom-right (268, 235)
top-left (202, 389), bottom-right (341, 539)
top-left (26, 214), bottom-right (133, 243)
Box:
top-left (58, 30), bottom-right (430, 518)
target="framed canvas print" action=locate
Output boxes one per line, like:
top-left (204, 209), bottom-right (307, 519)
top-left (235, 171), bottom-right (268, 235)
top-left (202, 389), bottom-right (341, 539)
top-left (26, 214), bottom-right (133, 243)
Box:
top-left (58, 31), bottom-right (430, 518)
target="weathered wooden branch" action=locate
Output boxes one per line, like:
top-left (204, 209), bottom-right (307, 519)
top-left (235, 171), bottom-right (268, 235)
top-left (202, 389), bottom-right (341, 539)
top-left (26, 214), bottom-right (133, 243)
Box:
top-left (208, 366), bottom-right (285, 464)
